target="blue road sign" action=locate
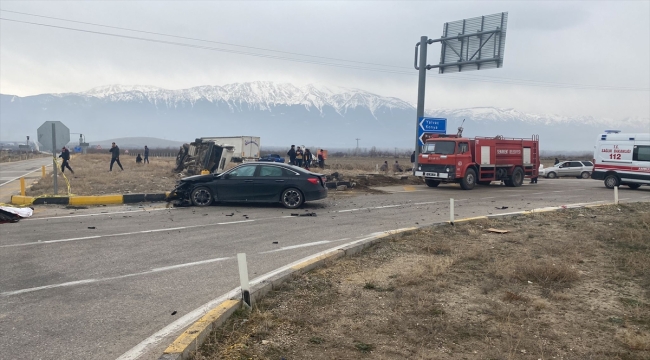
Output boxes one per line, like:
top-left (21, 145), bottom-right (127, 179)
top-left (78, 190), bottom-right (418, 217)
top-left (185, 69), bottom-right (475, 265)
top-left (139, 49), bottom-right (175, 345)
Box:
top-left (417, 117), bottom-right (447, 145)
top-left (73, 146), bottom-right (82, 153)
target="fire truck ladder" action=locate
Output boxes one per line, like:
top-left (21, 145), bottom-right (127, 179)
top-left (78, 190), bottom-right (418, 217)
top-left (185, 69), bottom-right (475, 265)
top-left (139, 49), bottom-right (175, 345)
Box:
top-left (531, 134), bottom-right (539, 177)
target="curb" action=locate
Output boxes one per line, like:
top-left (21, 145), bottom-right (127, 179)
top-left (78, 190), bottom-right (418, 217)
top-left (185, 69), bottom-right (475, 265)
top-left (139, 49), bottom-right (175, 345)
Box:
top-left (11, 192), bottom-right (170, 206)
top-left (157, 228), bottom-right (415, 360)
top-left (157, 200), bottom-right (623, 360)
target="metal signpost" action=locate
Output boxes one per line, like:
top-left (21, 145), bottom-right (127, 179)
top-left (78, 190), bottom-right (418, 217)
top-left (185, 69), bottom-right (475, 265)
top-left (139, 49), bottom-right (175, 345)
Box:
top-left (37, 121), bottom-right (71, 195)
top-left (413, 12), bottom-right (508, 172)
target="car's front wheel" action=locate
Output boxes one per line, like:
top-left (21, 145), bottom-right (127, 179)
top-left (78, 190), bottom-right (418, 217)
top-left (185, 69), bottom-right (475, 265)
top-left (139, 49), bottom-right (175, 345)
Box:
top-left (546, 172), bottom-right (557, 179)
top-left (191, 186), bottom-right (214, 206)
top-left (281, 188), bottom-right (304, 209)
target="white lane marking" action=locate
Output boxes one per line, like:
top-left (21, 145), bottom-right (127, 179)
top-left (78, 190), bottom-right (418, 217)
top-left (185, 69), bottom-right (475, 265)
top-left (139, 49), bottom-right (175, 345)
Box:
top-left (2, 218), bottom-right (266, 248)
top-left (260, 238), bottom-right (350, 254)
top-left (376, 204), bottom-right (402, 209)
top-left (25, 207), bottom-right (174, 221)
top-left (115, 228), bottom-right (413, 360)
top-left (0, 168), bottom-right (40, 187)
top-left (1, 257), bottom-right (232, 297)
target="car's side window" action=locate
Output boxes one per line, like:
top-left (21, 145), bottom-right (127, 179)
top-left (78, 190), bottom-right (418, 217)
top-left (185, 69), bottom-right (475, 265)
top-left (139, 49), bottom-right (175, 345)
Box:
top-left (229, 165), bottom-right (256, 177)
top-left (259, 166), bottom-right (283, 177)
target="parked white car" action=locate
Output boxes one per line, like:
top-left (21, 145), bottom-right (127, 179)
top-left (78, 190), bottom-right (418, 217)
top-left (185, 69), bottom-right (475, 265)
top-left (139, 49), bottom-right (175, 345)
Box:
top-left (544, 161), bottom-right (594, 179)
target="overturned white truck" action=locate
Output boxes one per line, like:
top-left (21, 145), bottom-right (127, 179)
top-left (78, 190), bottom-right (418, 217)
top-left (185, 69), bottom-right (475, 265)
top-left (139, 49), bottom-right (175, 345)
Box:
top-left (174, 139), bottom-right (235, 175)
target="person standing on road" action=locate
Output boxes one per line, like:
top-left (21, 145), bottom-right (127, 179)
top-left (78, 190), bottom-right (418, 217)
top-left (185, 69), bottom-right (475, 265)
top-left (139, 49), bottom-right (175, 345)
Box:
top-left (295, 146), bottom-right (304, 167)
top-left (59, 147), bottom-right (74, 174)
top-left (143, 145), bottom-right (150, 164)
top-left (304, 149), bottom-right (313, 170)
top-left (287, 145), bottom-right (296, 165)
top-left (109, 142), bottom-right (124, 171)
top-left (530, 176), bottom-right (538, 184)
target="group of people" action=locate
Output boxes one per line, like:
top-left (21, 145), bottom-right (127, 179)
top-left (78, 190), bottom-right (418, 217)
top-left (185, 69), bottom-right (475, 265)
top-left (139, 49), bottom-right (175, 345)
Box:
top-left (287, 145), bottom-right (325, 170)
top-left (380, 160), bottom-right (404, 172)
top-left (57, 143), bottom-right (151, 174)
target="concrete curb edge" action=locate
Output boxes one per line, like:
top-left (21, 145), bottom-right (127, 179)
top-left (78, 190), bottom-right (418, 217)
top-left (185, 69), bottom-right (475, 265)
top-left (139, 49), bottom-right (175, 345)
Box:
top-left (10, 192), bottom-right (170, 206)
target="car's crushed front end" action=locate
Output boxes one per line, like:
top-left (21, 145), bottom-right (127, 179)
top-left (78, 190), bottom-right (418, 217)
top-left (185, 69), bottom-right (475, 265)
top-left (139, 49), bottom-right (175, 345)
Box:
top-left (165, 174), bottom-right (215, 205)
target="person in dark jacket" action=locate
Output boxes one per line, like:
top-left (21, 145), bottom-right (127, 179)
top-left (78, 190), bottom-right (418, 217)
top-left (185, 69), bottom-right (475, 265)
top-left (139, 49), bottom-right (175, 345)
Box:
top-left (287, 145), bottom-right (296, 165)
top-left (136, 154), bottom-right (143, 164)
top-left (59, 147), bottom-right (74, 174)
top-left (317, 149), bottom-right (325, 169)
top-left (303, 149), bottom-right (313, 170)
top-left (554, 157), bottom-right (560, 165)
top-left (143, 145), bottom-right (150, 164)
top-left (109, 142), bottom-right (124, 171)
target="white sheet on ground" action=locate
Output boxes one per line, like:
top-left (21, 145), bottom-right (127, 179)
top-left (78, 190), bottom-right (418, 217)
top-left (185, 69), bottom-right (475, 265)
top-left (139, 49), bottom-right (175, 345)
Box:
top-left (0, 206), bottom-right (33, 218)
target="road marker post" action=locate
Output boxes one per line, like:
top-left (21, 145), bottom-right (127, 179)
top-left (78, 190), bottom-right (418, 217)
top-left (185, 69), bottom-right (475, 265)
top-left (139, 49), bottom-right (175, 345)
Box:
top-left (614, 186), bottom-right (619, 205)
top-left (20, 177), bottom-right (25, 196)
top-left (41, 165), bottom-right (46, 178)
top-left (450, 198), bottom-right (454, 224)
top-left (237, 253), bottom-right (251, 308)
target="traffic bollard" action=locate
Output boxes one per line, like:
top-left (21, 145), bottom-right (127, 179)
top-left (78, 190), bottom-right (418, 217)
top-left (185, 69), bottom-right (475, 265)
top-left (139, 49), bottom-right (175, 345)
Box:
top-left (614, 186), bottom-right (619, 205)
top-left (237, 253), bottom-right (251, 308)
top-left (450, 198), bottom-right (454, 224)
top-left (41, 165), bottom-right (46, 178)
top-left (20, 177), bottom-right (25, 196)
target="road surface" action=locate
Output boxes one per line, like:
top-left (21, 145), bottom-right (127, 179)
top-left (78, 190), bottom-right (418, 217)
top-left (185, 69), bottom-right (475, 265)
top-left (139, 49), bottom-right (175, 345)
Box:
top-left (0, 157), bottom-right (53, 203)
top-left (1, 179), bottom-right (648, 360)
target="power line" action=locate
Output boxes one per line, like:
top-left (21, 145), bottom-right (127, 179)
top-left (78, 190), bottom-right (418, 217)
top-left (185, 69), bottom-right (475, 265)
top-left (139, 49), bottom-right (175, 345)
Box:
top-left (1, 14), bottom-right (648, 92)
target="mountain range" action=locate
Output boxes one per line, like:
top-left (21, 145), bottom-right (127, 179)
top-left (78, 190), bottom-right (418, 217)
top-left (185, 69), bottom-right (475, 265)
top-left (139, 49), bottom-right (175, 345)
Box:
top-left (1, 81), bottom-right (647, 151)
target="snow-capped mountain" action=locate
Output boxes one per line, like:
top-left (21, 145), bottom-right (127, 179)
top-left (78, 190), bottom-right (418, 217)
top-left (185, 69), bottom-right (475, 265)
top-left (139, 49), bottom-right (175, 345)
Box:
top-left (1, 81), bottom-right (648, 150)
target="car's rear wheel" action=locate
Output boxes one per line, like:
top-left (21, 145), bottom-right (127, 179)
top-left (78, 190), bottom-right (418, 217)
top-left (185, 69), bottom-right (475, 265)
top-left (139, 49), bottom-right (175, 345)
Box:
top-left (604, 174), bottom-right (619, 189)
top-left (425, 179), bottom-right (440, 187)
top-left (191, 186), bottom-right (213, 206)
top-left (580, 171), bottom-right (590, 179)
top-left (546, 172), bottom-right (557, 179)
top-left (281, 188), bottom-right (304, 209)
top-left (628, 184), bottom-right (641, 190)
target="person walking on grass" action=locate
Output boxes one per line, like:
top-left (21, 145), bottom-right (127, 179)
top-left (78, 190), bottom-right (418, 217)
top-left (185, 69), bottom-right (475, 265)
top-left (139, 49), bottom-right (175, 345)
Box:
top-left (287, 145), bottom-right (296, 165)
top-left (143, 145), bottom-right (150, 164)
top-left (317, 149), bottom-right (325, 169)
top-left (295, 146), bottom-right (304, 167)
top-left (304, 149), bottom-right (313, 170)
top-left (109, 142), bottom-right (124, 171)
top-left (59, 147), bottom-right (74, 174)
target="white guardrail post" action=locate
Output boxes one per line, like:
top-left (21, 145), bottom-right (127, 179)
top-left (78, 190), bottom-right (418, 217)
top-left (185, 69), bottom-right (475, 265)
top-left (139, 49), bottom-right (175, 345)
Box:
top-left (450, 198), bottom-right (454, 224)
top-left (237, 253), bottom-right (252, 308)
top-left (614, 186), bottom-right (619, 205)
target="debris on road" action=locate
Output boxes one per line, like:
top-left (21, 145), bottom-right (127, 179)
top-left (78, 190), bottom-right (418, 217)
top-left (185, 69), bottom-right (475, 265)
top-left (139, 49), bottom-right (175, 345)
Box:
top-left (171, 311), bottom-right (177, 316)
top-left (486, 228), bottom-right (509, 234)
top-left (272, 241), bottom-right (279, 244)
top-left (65, 205), bottom-right (89, 210)
top-left (0, 206), bottom-right (33, 223)
top-left (87, 226), bottom-right (96, 229)
top-left (226, 213), bottom-right (234, 216)
top-left (495, 206), bottom-right (509, 210)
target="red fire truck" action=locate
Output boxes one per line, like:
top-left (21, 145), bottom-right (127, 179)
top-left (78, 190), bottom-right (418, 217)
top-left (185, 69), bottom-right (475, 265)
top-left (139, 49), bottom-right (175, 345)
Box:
top-left (414, 132), bottom-right (540, 190)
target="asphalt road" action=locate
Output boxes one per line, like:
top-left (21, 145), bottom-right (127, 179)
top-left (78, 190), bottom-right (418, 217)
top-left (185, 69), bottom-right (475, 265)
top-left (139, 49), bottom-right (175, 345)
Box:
top-left (1, 178), bottom-right (649, 360)
top-left (0, 157), bottom-right (53, 203)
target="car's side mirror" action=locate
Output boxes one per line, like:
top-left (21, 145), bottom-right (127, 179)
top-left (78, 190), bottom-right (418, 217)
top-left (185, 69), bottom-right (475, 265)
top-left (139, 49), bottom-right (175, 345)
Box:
top-left (223, 173), bottom-right (231, 179)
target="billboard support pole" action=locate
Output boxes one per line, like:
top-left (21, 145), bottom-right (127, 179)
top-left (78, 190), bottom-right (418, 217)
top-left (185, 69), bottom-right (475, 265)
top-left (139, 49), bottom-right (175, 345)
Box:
top-left (414, 36), bottom-right (428, 174)
top-left (51, 123), bottom-right (58, 195)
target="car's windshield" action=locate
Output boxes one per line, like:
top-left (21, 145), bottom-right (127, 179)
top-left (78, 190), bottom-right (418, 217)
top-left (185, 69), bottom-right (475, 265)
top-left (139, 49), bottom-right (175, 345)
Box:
top-left (422, 141), bottom-right (456, 155)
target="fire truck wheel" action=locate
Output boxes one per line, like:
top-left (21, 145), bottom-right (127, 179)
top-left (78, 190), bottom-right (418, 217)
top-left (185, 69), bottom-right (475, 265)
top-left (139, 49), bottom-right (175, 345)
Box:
top-left (604, 174), bottom-right (619, 189)
top-left (508, 167), bottom-right (524, 187)
top-left (425, 179), bottom-right (440, 187)
top-left (460, 169), bottom-right (477, 190)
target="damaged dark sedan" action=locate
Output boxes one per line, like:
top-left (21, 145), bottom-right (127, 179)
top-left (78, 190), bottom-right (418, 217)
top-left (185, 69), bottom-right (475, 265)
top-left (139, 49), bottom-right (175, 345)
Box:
top-left (167, 163), bottom-right (328, 209)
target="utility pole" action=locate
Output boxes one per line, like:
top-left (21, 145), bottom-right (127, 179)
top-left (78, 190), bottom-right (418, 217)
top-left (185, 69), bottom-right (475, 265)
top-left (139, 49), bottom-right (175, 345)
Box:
top-left (414, 36), bottom-right (428, 174)
top-left (355, 138), bottom-right (360, 155)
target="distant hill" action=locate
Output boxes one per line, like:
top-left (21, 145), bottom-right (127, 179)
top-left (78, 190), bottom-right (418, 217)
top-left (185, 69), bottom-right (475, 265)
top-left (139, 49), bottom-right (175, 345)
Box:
top-left (88, 137), bottom-right (184, 149)
top-left (1, 81), bottom-right (648, 151)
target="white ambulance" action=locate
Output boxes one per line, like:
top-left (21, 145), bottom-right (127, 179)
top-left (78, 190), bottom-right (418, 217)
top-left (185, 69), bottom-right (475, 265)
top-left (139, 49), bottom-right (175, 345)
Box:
top-left (592, 130), bottom-right (650, 189)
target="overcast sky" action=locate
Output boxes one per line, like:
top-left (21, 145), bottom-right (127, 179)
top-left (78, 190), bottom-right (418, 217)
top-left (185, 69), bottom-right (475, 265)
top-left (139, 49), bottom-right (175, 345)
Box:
top-left (0, 0), bottom-right (648, 120)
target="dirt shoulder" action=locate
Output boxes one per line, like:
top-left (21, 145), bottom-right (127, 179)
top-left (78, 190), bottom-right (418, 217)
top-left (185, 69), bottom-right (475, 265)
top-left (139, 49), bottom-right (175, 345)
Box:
top-left (193, 203), bottom-right (650, 360)
top-left (27, 154), bottom-right (178, 196)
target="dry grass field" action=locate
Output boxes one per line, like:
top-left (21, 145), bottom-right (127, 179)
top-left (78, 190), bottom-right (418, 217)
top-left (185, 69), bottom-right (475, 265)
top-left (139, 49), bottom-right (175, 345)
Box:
top-left (27, 154), bottom-right (178, 196)
top-left (193, 203), bottom-right (650, 360)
